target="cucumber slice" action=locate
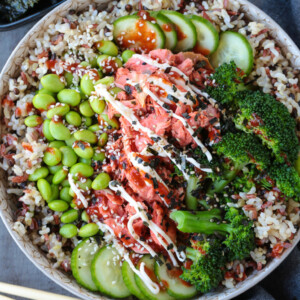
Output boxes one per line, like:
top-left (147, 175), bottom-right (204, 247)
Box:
top-left (210, 31), bottom-right (254, 74)
top-left (159, 11), bottom-right (196, 52)
top-left (135, 255), bottom-right (174, 300)
top-left (91, 245), bottom-right (131, 298)
top-left (113, 15), bottom-right (165, 53)
top-left (188, 15), bottom-right (219, 56)
top-left (151, 12), bottom-right (177, 50)
top-left (71, 237), bottom-right (100, 291)
top-left (154, 258), bottom-right (197, 299)
top-left (122, 260), bottom-right (148, 300)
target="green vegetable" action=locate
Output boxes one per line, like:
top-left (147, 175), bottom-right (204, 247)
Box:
top-left (91, 173), bottom-right (111, 190)
top-left (89, 96), bottom-right (106, 114)
top-left (78, 223), bottom-right (99, 237)
top-left (32, 94), bottom-right (56, 111)
top-left (59, 224), bottom-right (78, 238)
top-left (61, 209), bottom-right (79, 223)
top-left (41, 74), bottom-right (65, 93)
top-left (49, 141), bottom-right (65, 149)
top-left (52, 168), bottom-right (68, 185)
top-left (74, 130), bottom-right (97, 144)
top-left (24, 115), bottom-right (43, 127)
top-left (60, 146), bottom-right (78, 167)
top-left (49, 120), bottom-right (71, 140)
top-left (73, 141), bottom-right (94, 159)
top-left (60, 186), bottom-right (73, 203)
top-left (96, 40), bottom-right (119, 56)
top-left (57, 89), bottom-right (81, 106)
top-left (43, 147), bottom-right (62, 166)
top-left (65, 111), bottom-right (82, 127)
top-left (70, 163), bottom-right (94, 178)
top-left (28, 167), bottom-right (49, 181)
top-left (47, 104), bottom-right (70, 119)
top-left (79, 101), bottom-right (94, 117)
top-left (48, 200), bottom-right (69, 212)
top-left (42, 119), bottom-right (55, 141)
top-left (121, 50), bottom-right (135, 63)
top-left (37, 178), bottom-right (52, 201)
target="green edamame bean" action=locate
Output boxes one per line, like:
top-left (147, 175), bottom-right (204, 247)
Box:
top-left (97, 55), bottom-right (122, 73)
top-left (91, 172), bottom-right (111, 190)
top-left (43, 147), bottom-right (62, 166)
top-left (73, 141), bottom-right (94, 159)
top-left (109, 87), bottom-right (123, 97)
top-left (95, 76), bottom-right (114, 86)
top-left (121, 49), bottom-right (135, 63)
top-left (99, 113), bottom-right (119, 129)
top-left (64, 72), bottom-right (74, 87)
top-left (74, 130), bottom-right (97, 144)
top-left (48, 200), bottom-right (69, 212)
top-left (61, 179), bottom-right (70, 187)
top-left (79, 158), bottom-right (92, 165)
top-left (36, 88), bottom-right (55, 97)
top-left (60, 146), bottom-right (77, 167)
top-left (33, 94), bottom-right (56, 111)
top-left (80, 61), bottom-right (90, 67)
top-left (79, 101), bottom-right (94, 117)
top-left (59, 224), bottom-right (78, 238)
top-left (70, 201), bottom-right (76, 209)
top-left (78, 87), bottom-right (87, 100)
top-left (65, 111), bottom-right (82, 127)
top-left (28, 167), bottom-right (49, 181)
top-left (80, 72), bottom-right (99, 96)
top-left (89, 96), bottom-right (106, 114)
top-left (48, 184), bottom-right (59, 202)
top-left (49, 141), bottom-right (65, 149)
top-left (41, 74), bottom-right (65, 93)
top-left (96, 40), bottom-right (118, 56)
top-left (88, 124), bottom-right (101, 132)
top-left (49, 120), bottom-right (71, 140)
top-left (70, 163), bottom-right (94, 178)
top-left (61, 209), bottom-right (79, 223)
top-left (42, 120), bottom-right (55, 142)
top-left (47, 104), bottom-right (70, 119)
top-left (52, 168), bottom-right (68, 185)
top-left (46, 174), bottom-right (54, 183)
top-left (89, 56), bottom-right (98, 68)
top-left (81, 210), bottom-right (90, 222)
top-left (65, 134), bottom-right (76, 147)
top-left (48, 164), bottom-right (63, 174)
top-left (93, 147), bottom-right (105, 162)
top-left (83, 117), bottom-right (93, 127)
top-left (60, 186), bottom-right (73, 202)
top-left (78, 223), bottom-right (99, 238)
top-left (57, 89), bottom-right (81, 106)
top-left (296, 153), bottom-right (300, 176)
top-left (98, 132), bottom-right (108, 147)
top-left (69, 178), bottom-right (92, 197)
top-left (24, 115), bottom-right (43, 128)
top-left (37, 179), bottom-right (52, 201)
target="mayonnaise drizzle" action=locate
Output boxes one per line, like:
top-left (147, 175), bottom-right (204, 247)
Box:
top-left (109, 181), bottom-right (186, 265)
top-left (68, 173), bottom-right (88, 208)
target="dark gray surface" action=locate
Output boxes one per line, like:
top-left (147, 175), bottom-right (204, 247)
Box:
top-left (0, 1), bottom-right (299, 300)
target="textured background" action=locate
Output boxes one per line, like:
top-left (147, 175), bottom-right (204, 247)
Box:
top-left (0, 1), bottom-right (299, 299)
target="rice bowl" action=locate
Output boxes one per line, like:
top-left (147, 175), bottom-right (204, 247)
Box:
top-left (0, 0), bottom-right (299, 299)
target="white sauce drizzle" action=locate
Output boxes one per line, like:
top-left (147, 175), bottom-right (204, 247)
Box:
top-left (68, 173), bottom-right (88, 208)
top-left (109, 182), bottom-right (186, 265)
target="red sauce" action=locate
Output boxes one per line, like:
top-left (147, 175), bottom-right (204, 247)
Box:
top-left (144, 265), bottom-right (157, 282)
top-left (169, 267), bottom-right (193, 287)
top-left (46, 59), bottom-right (56, 70)
top-left (129, 167), bottom-right (146, 188)
top-left (73, 140), bottom-right (90, 150)
top-left (99, 58), bottom-right (120, 75)
top-left (116, 19), bottom-right (158, 53)
top-left (2, 97), bottom-right (14, 107)
top-left (184, 259), bottom-right (193, 270)
top-left (137, 10), bottom-right (156, 22)
top-left (162, 23), bottom-right (173, 32)
top-left (192, 44), bottom-right (210, 56)
top-left (22, 142), bottom-right (33, 152)
top-left (250, 113), bottom-right (264, 127)
top-left (46, 147), bottom-right (56, 154)
top-left (161, 280), bottom-right (169, 289)
top-left (174, 24), bottom-right (187, 41)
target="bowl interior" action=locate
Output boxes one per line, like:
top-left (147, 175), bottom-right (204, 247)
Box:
top-left (0, 1), bottom-right (299, 300)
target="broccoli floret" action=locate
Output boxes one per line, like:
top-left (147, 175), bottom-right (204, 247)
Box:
top-left (170, 207), bottom-right (255, 261)
top-left (208, 131), bottom-right (272, 195)
top-left (235, 91), bottom-right (299, 164)
top-left (180, 238), bottom-right (226, 293)
top-left (267, 161), bottom-right (300, 201)
top-left (205, 61), bottom-right (246, 106)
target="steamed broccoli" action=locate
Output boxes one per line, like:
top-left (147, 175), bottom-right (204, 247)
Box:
top-left (235, 91), bottom-right (299, 164)
top-left (205, 61), bottom-right (246, 106)
top-left (170, 207), bottom-right (255, 261)
top-left (208, 131), bottom-right (271, 195)
top-left (180, 237), bottom-right (226, 293)
top-left (267, 161), bottom-right (300, 201)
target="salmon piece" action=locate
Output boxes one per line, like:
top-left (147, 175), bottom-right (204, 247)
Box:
top-left (176, 58), bottom-right (194, 76)
top-left (171, 119), bottom-right (194, 147)
top-left (140, 113), bottom-right (171, 136)
top-left (175, 52), bottom-right (213, 71)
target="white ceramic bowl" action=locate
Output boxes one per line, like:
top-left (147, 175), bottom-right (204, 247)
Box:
top-left (0, 1), bottom-right (299, 299)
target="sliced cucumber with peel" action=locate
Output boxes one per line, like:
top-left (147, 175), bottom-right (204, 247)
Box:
top-left (91, 245), bottom-right (131, 298)
top-left (113, 15), bottom-right (165, 53)
top-left (71, 237), bottom-right (100, 291)
top-left (154, 258), bottom-right (197, 299)
top-left (122, 260), bottom-right (148, 300)
top-left (160, 10), bottom-right (197, 52)
top-left (188, 15), bottom-right (219, 56)
top-left (152, 12), bottom-right (178, 51)
top-left (135, 255), bottom-right (174, 300)
top-left (210, 31), bottom-right (254, 74)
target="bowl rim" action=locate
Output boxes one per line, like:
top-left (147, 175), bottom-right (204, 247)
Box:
top-left (0, 1), bottom-right (299, 299)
